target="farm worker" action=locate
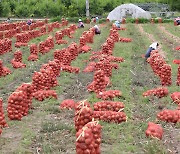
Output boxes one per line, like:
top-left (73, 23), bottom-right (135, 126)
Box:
top-left (6, 17), bottom-right (11, 23)
top-left (92, 17), bottom-right (96, 23)
top-left (94, 25), bottom-right (101, 35)
top-left (27, 19), bottom-right (32, 26)
top-left (78, 19), bottom-right (84, 28)
top-left (96, 16), bottom-right (99, 23)
top-left (114, 20), bottom-right (121, 28)
top-left (175, 17), bottom-right (180, 25)
top-left (145, 42), bottom-right (159, 60)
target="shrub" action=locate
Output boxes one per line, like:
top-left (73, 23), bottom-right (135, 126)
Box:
top-left (99, 18), bottom-right (106, 24)
top-left (50, 16), bottom-right (62, 22)
top-left (138, 18), bottom-right (149, 23)
top-left (163, 19), bottom-right (173, 23)
top-left (1, 2), bottom-right (11, 17)
top-left (67, 17), bottom-right (79, 23)
top-left (126, 18), bottom-right (136, 23)
top-left (15, 4), bottom-right (30, 17)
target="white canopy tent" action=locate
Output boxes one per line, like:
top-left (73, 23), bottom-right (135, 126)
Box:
top-left (107, 3), bottom-right (151, 21)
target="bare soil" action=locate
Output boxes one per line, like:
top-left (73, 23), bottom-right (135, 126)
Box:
top-left (63, 72), bottom-right (93, 101)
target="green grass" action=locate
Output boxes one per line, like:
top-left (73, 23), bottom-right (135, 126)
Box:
top-left (41, 121), bottom-right (74, 133)
top-left (162, 23), bottom-right (180, 38)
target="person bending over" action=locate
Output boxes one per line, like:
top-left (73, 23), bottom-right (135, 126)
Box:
top-left (94, 25), bottom-right (101, 35)
top-left (78, 19), bottom-right (84, 28)
top-left (145, 42), bottom-right (159, 61)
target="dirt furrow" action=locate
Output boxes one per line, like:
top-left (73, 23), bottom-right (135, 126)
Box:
top-left (158, 25), bottom-right (180, 45)
top-left (136, 24), bottom-right (166, 58)
top-left (155, 25), bottom-right (180, 60)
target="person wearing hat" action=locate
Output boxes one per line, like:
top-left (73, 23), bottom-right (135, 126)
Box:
top-left (27, 19), bottom-right (32, 26)
top-left (78, 19), bottom-right (84, 28)
top-left (96, 16), bottom-right (99, 23)
top-left (6, 17), bottom-right (11, 23)
top-left (114, 20), bottom-right (121, 28)
top-left (175, 17), bottom-right (180, 25)
top-left (145, 42), bottom-right (159, 61)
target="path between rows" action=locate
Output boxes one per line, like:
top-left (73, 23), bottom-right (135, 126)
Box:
top-left (157, 24), bottom-right (180, 45)
top-left (154, 25), bottom-right (180, 60)
top-left (136, 24), bottom-right (166, 58)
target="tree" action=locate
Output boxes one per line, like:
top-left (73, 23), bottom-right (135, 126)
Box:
top-left (169, 0), bottom-right (180, 11)
top-left (0, 2), bottom-right (3, 16)
top-left (104, 1), bottom-right (114, 12)
top-left (9, 0), bottom-right (16, 14)
top-left (2, 2), bottom-right (11, 17)
top-left (68, 4), bottom-right (78, 17)
top-left (61, 0), bottom-right (72, 8)
top-left (90, 0), bottom-right (104, 15)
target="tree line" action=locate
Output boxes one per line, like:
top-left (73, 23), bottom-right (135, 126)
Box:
top-left (0, 0), bottom-right (179, 18)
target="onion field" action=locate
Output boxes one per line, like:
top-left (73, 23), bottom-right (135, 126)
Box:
top-left (0, 20), bottom-right (179, 154)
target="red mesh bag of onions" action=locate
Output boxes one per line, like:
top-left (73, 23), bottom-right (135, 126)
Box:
top-left (76, 120), bottom-right (102, 154)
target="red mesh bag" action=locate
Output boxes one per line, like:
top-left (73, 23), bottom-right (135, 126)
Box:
top-left (60, 99), bottom-right (75, 109)
top-left (145, 122), bottom-right (163, 140)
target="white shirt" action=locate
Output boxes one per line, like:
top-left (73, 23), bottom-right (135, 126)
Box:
top-left (149, 42), bottom-right (158, 49)
top-left (94, 25), bottom-right (99, 29)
